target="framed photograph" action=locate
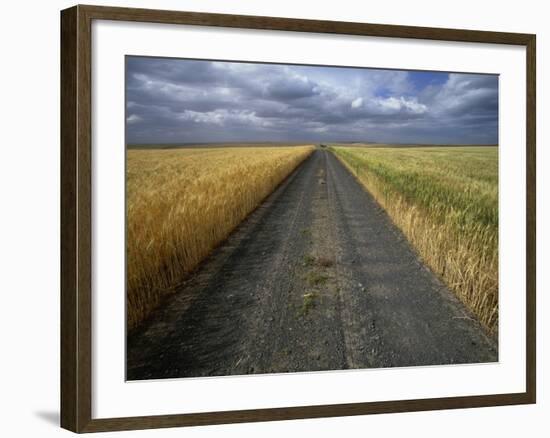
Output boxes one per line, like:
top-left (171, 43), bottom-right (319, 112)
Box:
top-left (60, 4), bottom-right (536, 433)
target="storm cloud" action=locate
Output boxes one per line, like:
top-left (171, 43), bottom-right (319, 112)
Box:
top-left (126, 57), bottom-right (498, 145)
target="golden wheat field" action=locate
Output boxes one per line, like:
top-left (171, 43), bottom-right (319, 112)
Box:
top-left (332, 146), bottom-right (498, 334)
top-left (127, 146), bottom-right (314, 330)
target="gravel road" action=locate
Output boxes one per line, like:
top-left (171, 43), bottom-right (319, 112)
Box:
top-left (127, 149), bottom-right (497, 380)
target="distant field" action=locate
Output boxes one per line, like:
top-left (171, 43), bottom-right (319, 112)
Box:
top-left (127, 146), bottom-right (314, 329)
top-left (332, 146), bottom-right (498, 333)
top-left (328, 143), bottom-right (497, 148)
top-left (127, 142), bottom-right (310, 150)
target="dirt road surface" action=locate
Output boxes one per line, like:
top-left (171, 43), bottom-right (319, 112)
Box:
top-left (127, 149), bottom-right (497, 380)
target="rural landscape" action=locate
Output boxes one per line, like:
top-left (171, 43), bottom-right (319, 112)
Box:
top-left (125, 57), bottom-right (498, 380)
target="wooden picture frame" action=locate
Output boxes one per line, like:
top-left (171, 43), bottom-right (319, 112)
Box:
top-left (61, 4), bottom-right (536, 433)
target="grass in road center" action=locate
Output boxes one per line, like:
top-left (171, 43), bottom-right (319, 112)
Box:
top-left (332, 146), bottom-right (498, 334)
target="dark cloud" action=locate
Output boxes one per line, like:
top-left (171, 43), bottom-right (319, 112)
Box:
top-left (264, 76), bottom-right (319, 100)
top-left (125, 57), bottom-right (498, 144)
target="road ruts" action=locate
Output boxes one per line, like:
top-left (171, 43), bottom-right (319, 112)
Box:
top-left (127, 149), bottom-right (497, 380)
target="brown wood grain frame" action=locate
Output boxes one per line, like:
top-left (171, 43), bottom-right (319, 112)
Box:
top-left (60, 4), bottom-right (536, 433)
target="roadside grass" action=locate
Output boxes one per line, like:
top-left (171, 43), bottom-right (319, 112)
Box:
top-left (127, 145), bottom-right (314, 330)
top-left (331, 146), bottom-right (498, 334)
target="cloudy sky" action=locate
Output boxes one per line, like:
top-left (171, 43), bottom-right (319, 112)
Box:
top-left (126, 56), bottom-right (498, 145)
